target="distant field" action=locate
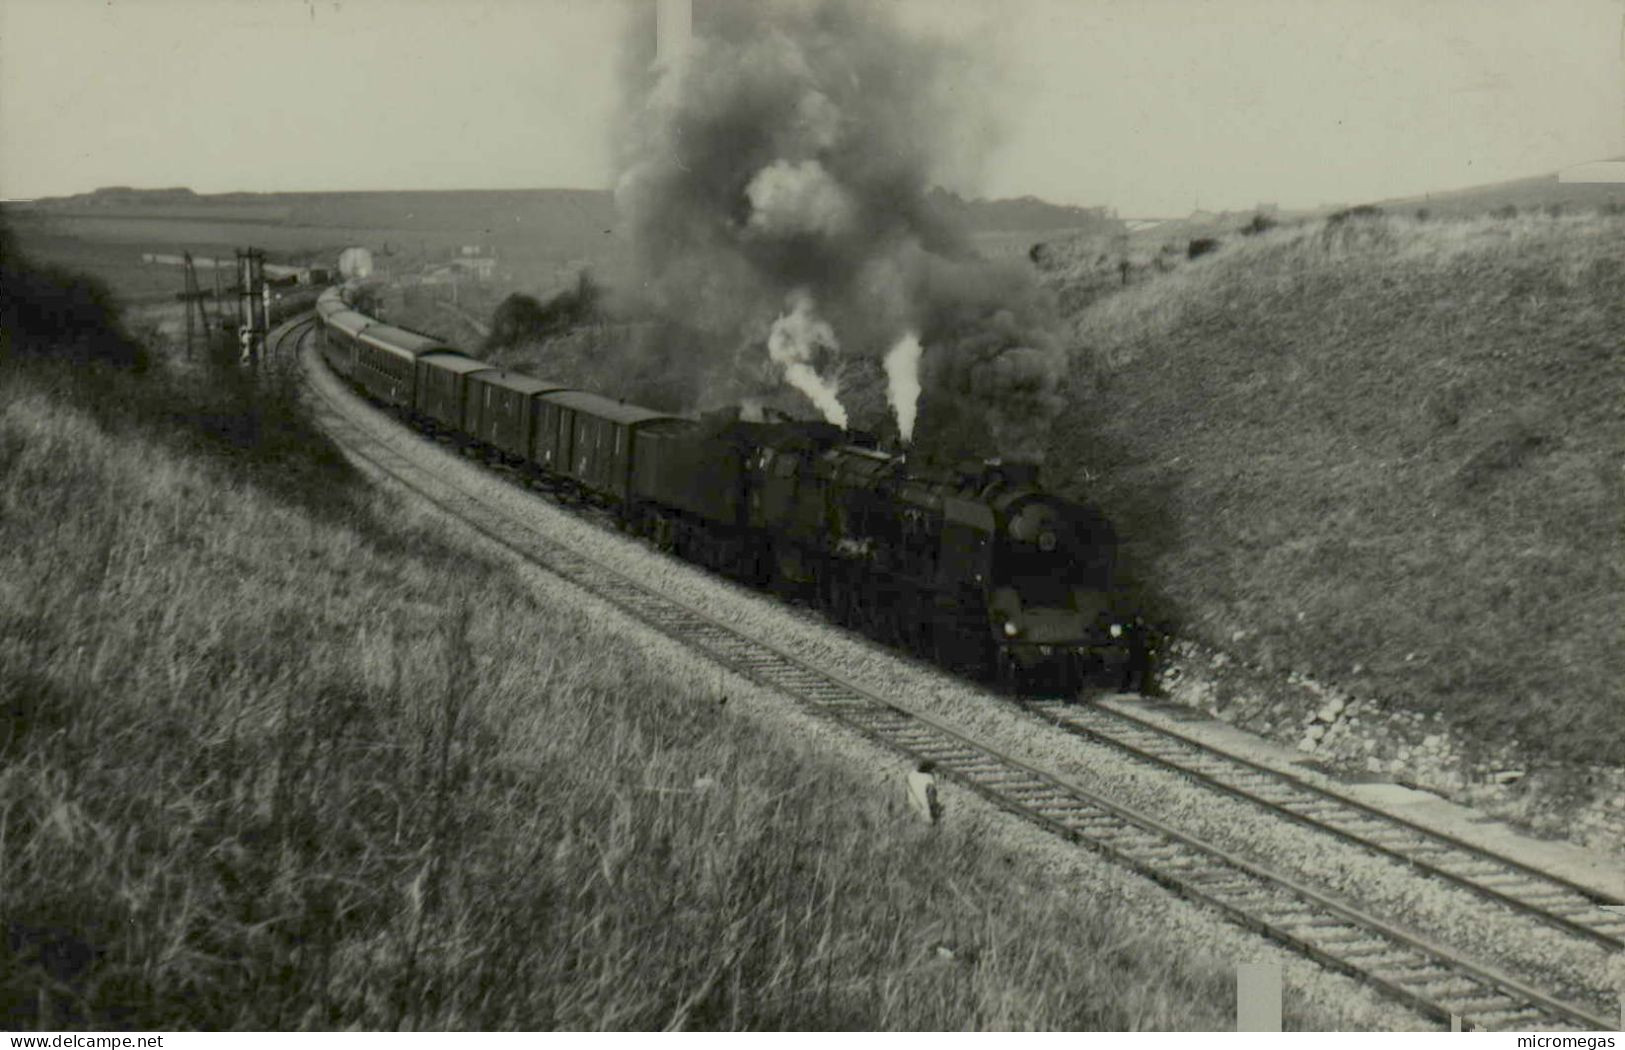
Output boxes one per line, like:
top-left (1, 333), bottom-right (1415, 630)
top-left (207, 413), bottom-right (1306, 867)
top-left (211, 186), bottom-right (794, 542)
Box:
top-left (1044, 210), bottom-right (1625, 767)
top-left (1, 188), bottom-right (633, 310)
top-left (8, 187), bottom-right (1131, 319)
top-left (2, 216), bottom-right (342, 309)
top-left (0, 228), bottom-right (202, 305)
top-left (12, 213), bottom-right (348, 254)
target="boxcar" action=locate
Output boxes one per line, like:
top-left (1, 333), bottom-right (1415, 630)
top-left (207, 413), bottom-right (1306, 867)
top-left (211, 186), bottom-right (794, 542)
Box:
top-left (414, 352), bottom-right (491, 434)
top-left (356, 324), bottom-right (452, 410)
top-left (465, 370), bottom-right (569, 460)
top-left (629, 419), bottom-right (745, 527)
top-left (535, 391), bottom-right (676, 502)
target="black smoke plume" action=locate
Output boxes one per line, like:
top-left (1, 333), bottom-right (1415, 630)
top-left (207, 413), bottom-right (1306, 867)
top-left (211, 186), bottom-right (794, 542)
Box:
top-left (615, 0), bottom-right (1064, 462)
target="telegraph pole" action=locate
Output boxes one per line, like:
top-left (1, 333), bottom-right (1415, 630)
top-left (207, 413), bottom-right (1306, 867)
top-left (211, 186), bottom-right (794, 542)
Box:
top-left (176, 252), bottom-right (215, 362)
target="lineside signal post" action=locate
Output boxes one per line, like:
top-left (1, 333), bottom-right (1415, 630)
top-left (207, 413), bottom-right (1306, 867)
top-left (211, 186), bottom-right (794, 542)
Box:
top-left (236, 248), bottom-right (267, 366)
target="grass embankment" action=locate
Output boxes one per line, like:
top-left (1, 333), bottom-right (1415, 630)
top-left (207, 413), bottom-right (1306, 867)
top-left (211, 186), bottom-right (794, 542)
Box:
top-left (1048, 212), bottom-right (1624, 766)
top-left (1, 253), bottom-right (1240, 1029)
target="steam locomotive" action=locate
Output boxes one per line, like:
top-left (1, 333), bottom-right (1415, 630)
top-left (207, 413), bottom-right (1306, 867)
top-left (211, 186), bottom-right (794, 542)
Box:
top-left (314, 285), bottom-right (1126, 692)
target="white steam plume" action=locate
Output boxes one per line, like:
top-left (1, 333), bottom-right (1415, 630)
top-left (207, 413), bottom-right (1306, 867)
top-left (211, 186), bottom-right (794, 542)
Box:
top-left (746, 159), bottom-right (855, 239)
top-left (884, 331), bottom-right (923, 443)
top-left (767, 291), bottom-right (848, 428)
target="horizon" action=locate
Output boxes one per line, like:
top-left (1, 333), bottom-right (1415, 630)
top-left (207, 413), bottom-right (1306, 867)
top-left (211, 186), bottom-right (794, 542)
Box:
top-left (11, 159), bottom-right (1623, 219)
top-left (2, 0), bottom-right (1622, 216)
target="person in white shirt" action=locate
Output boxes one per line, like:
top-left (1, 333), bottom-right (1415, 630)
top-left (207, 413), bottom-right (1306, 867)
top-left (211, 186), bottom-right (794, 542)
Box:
top-left (906, 761), bottom-right (940, 824)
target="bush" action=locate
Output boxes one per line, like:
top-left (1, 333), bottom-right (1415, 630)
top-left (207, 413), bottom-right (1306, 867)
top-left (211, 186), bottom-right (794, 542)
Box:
top-left (484, 270), bottom-right (601, 352)
top-left (1186, 238), bottom-right (1220, 260)
top-left (0, 226), bottom-right (147, 372)
top-left (1325, 205), bottom-right (1384, 225)
top-left (1239, 213), bottom-right (1277, 237)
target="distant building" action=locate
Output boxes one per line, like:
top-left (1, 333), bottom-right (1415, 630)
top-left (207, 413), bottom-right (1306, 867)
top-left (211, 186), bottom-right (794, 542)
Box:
top-left (140, 252), bottom-right (230, 269)
top-left (452, 256), bottom-right (497, 280)
top-left (260, 263), bottom-right (328, 285)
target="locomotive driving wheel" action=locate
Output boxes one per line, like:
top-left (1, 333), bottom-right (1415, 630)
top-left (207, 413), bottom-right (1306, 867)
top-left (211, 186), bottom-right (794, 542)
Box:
top-left (994, 645), bottom-right (1020, 694)
top-left (817, 562), bottom-right (842, 623)
top-left (933, 618), bottom-right (992, 676)
top-left (842, 565), bottom-right (866, 630)
top-left (930, 616), bottom-right (956, 668)
top-left (876, 592), bottom-right (904, 646)
top-left (969, 629), bottom-right (997, 679)
top-left (899, 588), bottom-right (931, 656)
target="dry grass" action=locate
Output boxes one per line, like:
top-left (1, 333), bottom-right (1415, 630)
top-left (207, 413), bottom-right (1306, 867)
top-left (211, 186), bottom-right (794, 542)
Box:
top-left (0, 330), bottom-right (1247, 1029)
top-left (1048, 211), bottom-right (1625, 766)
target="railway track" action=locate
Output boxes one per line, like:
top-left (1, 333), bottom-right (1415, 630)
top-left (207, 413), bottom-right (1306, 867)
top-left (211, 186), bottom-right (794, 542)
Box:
top-left (287, 315), bottom-right (1616, 1032)
top-left (1022, 699), bottom-right (1625, 951)
top-left (268, 313), bottom-right (319, 363)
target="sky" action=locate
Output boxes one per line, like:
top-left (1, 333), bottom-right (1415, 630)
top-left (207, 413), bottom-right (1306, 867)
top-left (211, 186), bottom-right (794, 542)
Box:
top-left (2, 0), bottom-right (1621, 215)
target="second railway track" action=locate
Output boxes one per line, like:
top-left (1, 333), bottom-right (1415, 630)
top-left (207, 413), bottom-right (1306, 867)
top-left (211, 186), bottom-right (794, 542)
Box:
top-left (1022, 699), bottom-right (1625, 951)
top-left (286, 314), bottom-right (1617, 1032)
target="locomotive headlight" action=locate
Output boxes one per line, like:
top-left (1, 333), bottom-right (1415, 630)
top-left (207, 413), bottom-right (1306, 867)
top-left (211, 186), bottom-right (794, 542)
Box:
top-left (1038, 529), bottom-right (1057, 552)
top-left (1109, 623), bottom-right (1124, 638)
top-left (1003, 621), bottom-right (1020, 638)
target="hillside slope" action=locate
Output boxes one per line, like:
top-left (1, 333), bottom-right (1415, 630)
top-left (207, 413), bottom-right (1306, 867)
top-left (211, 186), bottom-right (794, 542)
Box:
top-left (1048, 213), bottom-right (1624, 766)
top-left (0, 238), bottom-right (1242, 1030)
